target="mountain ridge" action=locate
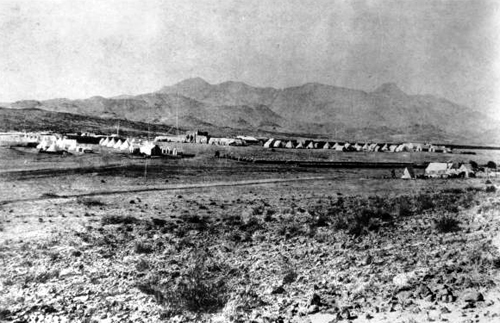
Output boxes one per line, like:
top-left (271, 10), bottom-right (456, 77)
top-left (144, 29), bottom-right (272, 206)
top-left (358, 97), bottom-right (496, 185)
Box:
top-left (4, 78), bottom-right (499, 144)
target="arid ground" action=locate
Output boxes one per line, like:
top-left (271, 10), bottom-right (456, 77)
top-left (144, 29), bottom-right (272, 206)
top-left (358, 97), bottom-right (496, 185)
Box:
top-left (1, 145), bottom-right (500, 323)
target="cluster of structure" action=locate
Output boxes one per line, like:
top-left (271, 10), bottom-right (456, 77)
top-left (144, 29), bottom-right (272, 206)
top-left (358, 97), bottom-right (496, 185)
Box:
top-left (98, 137), bottom-right (179, 157)
top-left (401, 162), bottom-right (495, 180)
top-left (263, 139), bottom-right (452, 153)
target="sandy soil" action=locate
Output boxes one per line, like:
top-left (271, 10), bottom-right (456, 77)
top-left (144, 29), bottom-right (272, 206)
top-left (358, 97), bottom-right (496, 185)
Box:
top-left (1, 146), bottom-right (500, 322)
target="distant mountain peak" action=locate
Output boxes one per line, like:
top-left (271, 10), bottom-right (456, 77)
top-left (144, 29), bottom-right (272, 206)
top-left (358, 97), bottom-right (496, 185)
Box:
top-left (374, 82), bottom-right (406, 95)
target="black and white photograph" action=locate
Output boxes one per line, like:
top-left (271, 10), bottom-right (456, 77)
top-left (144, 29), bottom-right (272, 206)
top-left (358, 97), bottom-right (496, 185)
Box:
top-left (1, 0), bottom-right (500, 322)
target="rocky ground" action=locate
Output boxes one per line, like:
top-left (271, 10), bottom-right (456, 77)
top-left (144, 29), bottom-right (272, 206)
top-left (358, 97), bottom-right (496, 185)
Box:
top-left (1, 177), bottom-right (500, 322)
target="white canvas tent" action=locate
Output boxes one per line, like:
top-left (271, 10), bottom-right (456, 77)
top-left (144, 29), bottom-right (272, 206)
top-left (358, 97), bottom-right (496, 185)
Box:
top-left (322, 142), bottom-right (331, 149)
top-left (263, 138), bottom-right (274, 148)
top-left (106, 138), bottom-right (117, 148)
top-left (273, 140), bottom-right (283, 148)
top-left (425, 163), bottom-right (450, 178)
top-left (401, 167), bottom-right (415, 179)
top-left (101, 137), bottom-right (110, 146)
top-left (306, 141), bottom-right (315, 149)
top-left (333, 143), bottom-right (344, 151)
top-left (296, 142), bottom-right (304, 149)
top-left (285, 141), bottom-right (295, 149)
top-left (113, 140), bottom-right (123, 149)
top-left (119, 140), bottom-right (130, 150)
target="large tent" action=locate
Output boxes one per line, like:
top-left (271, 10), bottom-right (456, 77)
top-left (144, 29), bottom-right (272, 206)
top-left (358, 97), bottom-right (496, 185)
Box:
top-left (425, 163), bottom-right (450, 178)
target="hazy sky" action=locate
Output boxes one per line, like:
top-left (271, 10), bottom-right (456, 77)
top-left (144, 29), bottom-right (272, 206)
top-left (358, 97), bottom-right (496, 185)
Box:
top-left (0, 0), bottom-right (499, 116)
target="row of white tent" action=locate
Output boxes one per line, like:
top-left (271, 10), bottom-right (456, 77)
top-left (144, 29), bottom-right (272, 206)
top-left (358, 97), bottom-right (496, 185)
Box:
top-left (99, 137), bottom-right (178, 156)
top-left (263, 139), bottom-right (451, 153)
top-left (36, 138), bottom-right (93, 153)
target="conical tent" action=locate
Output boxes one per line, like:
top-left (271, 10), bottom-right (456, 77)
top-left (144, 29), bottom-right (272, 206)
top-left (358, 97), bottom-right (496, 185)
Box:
top-left (306, 141), bottom-right (315, 149)
top-left (273, 140), bottom-right (282, 148)
top-left (113, 140), bottom-right (123, 149)
top-left (46, 142), bottom-right (58, 152)
top-left (285, 141), bottom-right (294, 148)
top-left (263, 138), bottom-right (274, 148)
top-left (99, 138), bottom-right (105, 145)
top-left (106, 138), bottom-right (116, 148)
top-left (120, 140), bottom-right (130, 150)
top-left (296, 142), bottom-right (304, 149)
top-left (401, 167), bottom-right (415, 179)
top-left (322, 142), bottom-right (331, 149)
top-left (380, 144), bottom-right (388, 151)
top-left (101, 137), bottom-right (110, 146)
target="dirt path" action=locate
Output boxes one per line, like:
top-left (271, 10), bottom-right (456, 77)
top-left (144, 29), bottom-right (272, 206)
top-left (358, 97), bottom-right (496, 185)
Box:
top-left (0, 175), bottom-right (331, 205)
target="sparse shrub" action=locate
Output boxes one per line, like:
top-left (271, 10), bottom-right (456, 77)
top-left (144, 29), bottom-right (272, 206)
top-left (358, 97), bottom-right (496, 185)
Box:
top-left (442, 188), bottom-right (465, 194)
top-left (398, 198), bottom-right (413, 217)
top-left (134, 241), bottom-right (154, 254)
top-left (415, 194), bottom-right (434, 213)
top-left (239, 217), bottom-right (262, 235)
top-left (434, 214), bottom-right (461, 233)
top-left (101, 215), bottom-right (138, 226)
top-left (136, 258), bottom-right (150, 272)
top-left (252, 205), bottom-right (265, 216)
top-left (137, 250), bottom-right (231, 316)
top-left (486, 186), bottom-right (497, 193)
top-left (77, 197), bottom-right (105, 207)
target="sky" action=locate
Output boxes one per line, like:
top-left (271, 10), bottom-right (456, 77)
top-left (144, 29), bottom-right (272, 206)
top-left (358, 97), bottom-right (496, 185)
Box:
top-left (0, 0), bottom-right (499, 117)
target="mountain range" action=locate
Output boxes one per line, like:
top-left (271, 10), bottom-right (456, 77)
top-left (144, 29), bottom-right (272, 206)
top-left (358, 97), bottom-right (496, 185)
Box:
top-left (3, 78), bottom-right (499, 144)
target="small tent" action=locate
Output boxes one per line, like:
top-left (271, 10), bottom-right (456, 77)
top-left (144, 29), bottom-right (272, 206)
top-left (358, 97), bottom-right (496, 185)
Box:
top-left (353, 143), bottom-right (362, 151)
top-left (458, 164), bottom-right (475, 178)
top-left (333, 143), bottom-right (344, 151)
top-left (389, 144), bottom-right (398, 152)
top-left (362, 143), bottom-right (370, 151)
top-left (99, 138), bottom-right (105, 145)
top-left (46, 142), bottom-right (58, 152)
top-left (306, 141), bottom-right (315, 149)
top-left (322, 142), bottom-right (331, 149)
top-left (119, 140), bottom-right (130, 150)
top-left (273, 140), bottom-right (283, 148)
top-left (101, 137), bottom-right (110, 146)
top-left (285, 141), bottom-right (295, 149)
top-left (401, 167), bottom-right (415, 179)
top-left (380, 144), bottom-right (389, 152)
top-left (296, 142), bottom-right (304, 149)
top-left (106, 138), bottom-right (117, 148)
top-left (113, 140), bottom-right (123, 149)
top-left (263, 138), bottom-right (274, 148)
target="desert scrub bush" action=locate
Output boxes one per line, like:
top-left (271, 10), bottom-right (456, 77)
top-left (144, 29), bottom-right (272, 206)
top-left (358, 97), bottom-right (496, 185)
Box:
top-left (77, 197), bottom-right (105, 207)
top-left (486, 185), bottom-right (497, 193)
top-left (415, 194), bottom-right (435, 213)
top-left (239, 216), bottom-right (263, 235)
top-left (24, 268), bottom-right (60, 284)
top-left (434, 214), bottom-right (461, 233)
top-left (101, 215), bottom-right (138, 226)
top-left (137, 250), bottom-right (231, 317)
top-left (134, 241), bottom-right (154, 254)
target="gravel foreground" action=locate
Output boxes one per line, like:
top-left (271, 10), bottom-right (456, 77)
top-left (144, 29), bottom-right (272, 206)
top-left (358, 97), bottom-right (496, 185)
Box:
top-left (1, 182), bottom-right (500, 323)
